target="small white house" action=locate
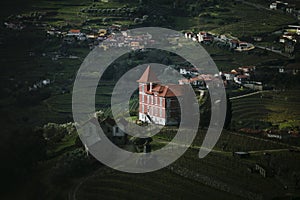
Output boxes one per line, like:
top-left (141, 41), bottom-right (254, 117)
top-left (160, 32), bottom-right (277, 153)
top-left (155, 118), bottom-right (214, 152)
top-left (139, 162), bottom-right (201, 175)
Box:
top-left (180, 68), bottom-right (189, 75)
top-left (223, 72), bottom-right (235, 81)
top-left (101, 117), bottom-right (125, 137)
top-left (270, 2), bottom-right (277, 10)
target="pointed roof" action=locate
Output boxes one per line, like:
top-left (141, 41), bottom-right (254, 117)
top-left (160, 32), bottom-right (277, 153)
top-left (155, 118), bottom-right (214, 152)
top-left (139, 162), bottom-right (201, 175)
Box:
top-left (137, 65), bottom-right (160, 83)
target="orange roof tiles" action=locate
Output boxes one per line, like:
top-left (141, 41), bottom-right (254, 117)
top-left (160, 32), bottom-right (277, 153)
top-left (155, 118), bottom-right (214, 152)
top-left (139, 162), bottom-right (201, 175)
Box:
top-left (145, 84), bottom-right (186, 97)
top-left (69, 29), bottom-right (80, 33)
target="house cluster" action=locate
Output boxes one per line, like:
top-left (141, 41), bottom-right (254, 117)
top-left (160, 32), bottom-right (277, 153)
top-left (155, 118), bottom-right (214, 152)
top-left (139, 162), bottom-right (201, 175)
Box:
top-left (178, 73), bottom-right (222, 90)
top-left (47, 24), bottom-right (156, 51)
top-left (101, 31), bottom-right (154, 50)
top-left (4, 12), bottom-right (45, 30)
top-left (178, 65), bottom-right (262, 90)
top-left (222, 66), bottom-right (264, 90)
top-left (270, 1), bottom-right (300, 20)
top-left (185, 32), bottom-right (214, 44)
top-left (47, 24), bottom-right (123, 48)
top-left (184, 31), bottom-right (255, 52)
top-left (61, 28), bottom-right (109, 43)
top-left (28, 79), bottom-right (51, 92)
top-left (4, 22), bottom-right (26, 30)
top-left (279, 25), bottom-right (300, 55)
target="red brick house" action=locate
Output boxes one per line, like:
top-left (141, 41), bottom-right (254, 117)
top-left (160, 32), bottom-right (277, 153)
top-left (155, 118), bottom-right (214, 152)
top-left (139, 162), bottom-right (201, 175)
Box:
top-left (137, 66), bottom-right (184, 125)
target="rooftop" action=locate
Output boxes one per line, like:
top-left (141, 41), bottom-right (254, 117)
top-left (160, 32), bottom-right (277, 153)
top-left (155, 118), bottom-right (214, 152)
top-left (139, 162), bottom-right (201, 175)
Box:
top-left (137, 65), bottom-right (160, 83)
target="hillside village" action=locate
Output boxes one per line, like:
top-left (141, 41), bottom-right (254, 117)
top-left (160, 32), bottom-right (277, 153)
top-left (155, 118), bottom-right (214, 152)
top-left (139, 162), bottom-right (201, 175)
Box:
top-left (1, 0), bottom-right (300, 200)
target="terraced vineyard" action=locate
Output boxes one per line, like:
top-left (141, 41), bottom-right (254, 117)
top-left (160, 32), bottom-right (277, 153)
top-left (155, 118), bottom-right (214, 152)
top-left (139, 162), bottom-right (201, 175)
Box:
top-left (231, 90), bottom-right (300, 130)
top-left (75, 168), bottom-right (241, 200)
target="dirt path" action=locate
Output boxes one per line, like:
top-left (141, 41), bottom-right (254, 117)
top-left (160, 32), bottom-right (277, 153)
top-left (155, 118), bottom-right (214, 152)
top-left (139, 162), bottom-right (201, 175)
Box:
top-left (229, 91), bottom-right (264, 100)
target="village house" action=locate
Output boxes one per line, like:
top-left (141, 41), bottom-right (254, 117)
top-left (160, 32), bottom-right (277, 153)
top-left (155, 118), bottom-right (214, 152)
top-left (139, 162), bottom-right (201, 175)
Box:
top-left (179, 67), bottom-right (199, 76)
top-left (184, 32), bottom-right (194, 39)
top-left (270, 1), bottom-right (289, 10)
top-left (238, 66), bottom-right (256, 76)
top-left (67, 29), bottom-right (81, 37)
top-left (284, 40), bottom-right (296, 55)
top-left (80, 117), bottom-right (102, 155)
top-left (100, 117), bottom-right (127, 145)
top-left (138, 66), bottom-right (186, 125)
top-left (270, 2), bottom-right (278, 10)
top-left (179, 76), bottom-right (203, 88)
top-left (98, 29), bottom-right (108, 37)
top-left (197, 32), bottom-right (214, 44)
top-left (235, 41), bottom-right (255, 51)
top-left (234, 75), bottom-right (249, 84)
top-left (229, 39), bottom-right (240, 49)
top-left (222, 72), bottom-right (236, 81)
top-left (80, 116), bottom-right (128, 155)
top-left (179, 73), bottom-right (227, 89)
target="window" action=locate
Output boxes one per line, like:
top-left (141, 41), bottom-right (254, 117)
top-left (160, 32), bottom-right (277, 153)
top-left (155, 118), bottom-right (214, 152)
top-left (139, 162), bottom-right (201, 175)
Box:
top-left (142, 105), bottom-right (144, 113)
top-left (141, 84), bottom-right (144, 93)
top-left (151, 96), bottom-right (154, 104)
top-left (115, 127), bottom-right (119, 133)
top-left (155, 97), bottom-right (157, 105)
top-left (142, 94), bottom-right (144, 102)
top-left (160, 97), bottom-right (163, 107)
top-left (147, 95), bottom-right (149, 103)
top-left (160, 108), bottom-right (162, 117)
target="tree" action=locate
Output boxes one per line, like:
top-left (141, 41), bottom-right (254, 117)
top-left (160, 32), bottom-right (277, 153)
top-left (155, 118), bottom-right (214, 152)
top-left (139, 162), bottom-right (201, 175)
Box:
top-left (43, 123), bottom-right (67, 144)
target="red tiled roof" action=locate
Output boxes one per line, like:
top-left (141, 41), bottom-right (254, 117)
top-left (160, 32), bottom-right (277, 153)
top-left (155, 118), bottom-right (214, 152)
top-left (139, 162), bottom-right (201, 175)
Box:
top-left (162, 85), bottom-right (186, 97)
top-left (137, 65), bottom-right (160, 83)
top-left (145, 84), bottom-right (186, 97)
top-left (179, 74), bottom-right (217, 84)
top-left (69, 29), bottom-right (80, 33)
top-left (151, 84), bottom-right (164, 93)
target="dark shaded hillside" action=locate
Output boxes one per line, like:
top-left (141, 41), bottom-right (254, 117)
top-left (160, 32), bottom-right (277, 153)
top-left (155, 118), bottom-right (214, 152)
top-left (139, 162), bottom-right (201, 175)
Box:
top-left (0, 0), bottom-right (38, 19)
